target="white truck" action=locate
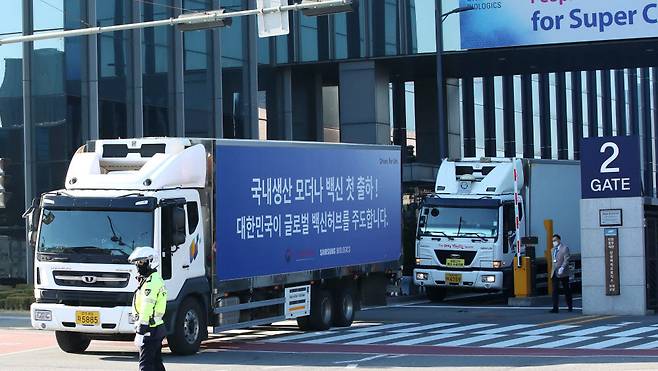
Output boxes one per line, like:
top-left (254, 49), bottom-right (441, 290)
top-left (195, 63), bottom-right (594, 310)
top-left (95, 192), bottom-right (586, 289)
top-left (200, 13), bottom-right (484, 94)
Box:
top-left (413, 158), bottom-right (580, 301)
top-left (26, 137), bottom-right (401, 354)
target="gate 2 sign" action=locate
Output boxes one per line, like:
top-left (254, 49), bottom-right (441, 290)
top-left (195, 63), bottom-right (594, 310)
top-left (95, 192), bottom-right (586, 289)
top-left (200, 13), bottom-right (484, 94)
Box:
top-left (581, 136), bottom-right (642, 199)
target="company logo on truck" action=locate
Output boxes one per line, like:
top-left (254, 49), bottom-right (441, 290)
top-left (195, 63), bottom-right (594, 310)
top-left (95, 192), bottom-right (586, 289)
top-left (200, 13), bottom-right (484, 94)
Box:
top-left (189, 234), bottom-right (200, 264)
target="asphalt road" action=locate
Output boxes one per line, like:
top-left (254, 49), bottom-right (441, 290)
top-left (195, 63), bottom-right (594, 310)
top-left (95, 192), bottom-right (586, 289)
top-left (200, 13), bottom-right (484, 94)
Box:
top-left (4, 295), bottom-right (658, 370)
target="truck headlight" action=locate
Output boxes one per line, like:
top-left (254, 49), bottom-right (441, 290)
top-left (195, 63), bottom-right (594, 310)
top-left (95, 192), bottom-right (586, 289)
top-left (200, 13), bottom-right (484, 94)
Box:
top-left (416, 272), bottom-right (429, 281)
top-left (481, 275), bottom-right (496, 283)
top-left (34, 309), bottom-right (52, 321)
top-left (415, 258), bottom-right (421, 265)
top-left (493, 261), bottom-right (502, 268)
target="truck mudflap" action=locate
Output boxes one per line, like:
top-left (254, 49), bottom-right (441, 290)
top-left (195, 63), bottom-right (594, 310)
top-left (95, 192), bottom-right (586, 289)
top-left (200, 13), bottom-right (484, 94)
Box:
top-left (30, 303), bottom-right (135, 334)
top-left (413, 268), bottom-right (504, 290)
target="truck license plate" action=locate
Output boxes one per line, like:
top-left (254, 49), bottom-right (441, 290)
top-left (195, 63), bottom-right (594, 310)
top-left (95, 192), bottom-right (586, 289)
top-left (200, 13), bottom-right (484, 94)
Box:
top-left (445, 273), bottom-right (462, 284)
top-left (75, 311), bottom-right (99, 326)
top-left (445, 258), bottom-right (465, 267)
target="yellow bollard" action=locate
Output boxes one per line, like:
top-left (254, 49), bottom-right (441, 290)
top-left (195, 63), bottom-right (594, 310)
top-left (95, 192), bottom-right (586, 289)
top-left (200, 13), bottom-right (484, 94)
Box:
top-left (513, 256), bottom-right (532, 297)
top-left (544, 219), bottom-right (554, 296)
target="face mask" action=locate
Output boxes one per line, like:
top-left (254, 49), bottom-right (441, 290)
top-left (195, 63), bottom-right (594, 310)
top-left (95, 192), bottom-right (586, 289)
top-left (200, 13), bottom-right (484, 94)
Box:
top-left (553, 241), bottom-right (559, 248)
top-left (137, 263), bottom-right (150, 276)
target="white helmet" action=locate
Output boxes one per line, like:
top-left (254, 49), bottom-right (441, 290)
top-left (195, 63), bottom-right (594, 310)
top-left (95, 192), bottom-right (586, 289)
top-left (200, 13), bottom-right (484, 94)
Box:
top-left (128, 246), bottom-right (159, 269)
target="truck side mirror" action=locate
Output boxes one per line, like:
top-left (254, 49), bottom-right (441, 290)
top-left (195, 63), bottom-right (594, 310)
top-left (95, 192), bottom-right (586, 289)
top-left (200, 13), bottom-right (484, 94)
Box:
top-left (171, 205), bottom-right (186, 247)
top-left (419, 215), bottom-right (427, 228)
top-left (22, 198), bottom-right (41, 247)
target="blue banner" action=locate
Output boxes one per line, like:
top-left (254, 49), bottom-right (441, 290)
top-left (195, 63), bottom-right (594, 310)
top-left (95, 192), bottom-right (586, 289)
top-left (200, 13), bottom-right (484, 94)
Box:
top-left (460, 0), bottom-right (658, 50)
top-left (215, 143), bottom-right (401, 281)
top-left (580, 136), bottom-right (642, 199)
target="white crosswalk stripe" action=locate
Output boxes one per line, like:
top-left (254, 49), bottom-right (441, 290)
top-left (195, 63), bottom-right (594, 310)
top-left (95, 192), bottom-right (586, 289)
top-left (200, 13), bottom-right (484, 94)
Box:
top-left (629, 340), bottom-right (658, 350)
top-left (530, 336), bottom-right (595, 348)
top-left (560, 326), bottom-right (619, 337)
top-left (482, 335), bottom-right (550, 348)
top-left (391, 323), bottom-right (457, 333)
top-left (605, 327), bottom-right (658, 337)
top-left (432, 323), bottom-right (496, 333)
top-left (304, 331), bottom-right (377, 344)
top-left (391, 333), bottom-right (463, 346)
top-left (518, 325), bottom-right (578, 336)
top-left (350, 322), bottom-right (418, 332)
top-left (578, 337), bottom-right (641, 349)
top-left (433, 334), bottom-right (505, 347)
top-left (265, 331), bottom-right (332, 343)
top-left (345, 332), bottom-right (421, 345)
top-left (474, 324), bottom-right (536, 335)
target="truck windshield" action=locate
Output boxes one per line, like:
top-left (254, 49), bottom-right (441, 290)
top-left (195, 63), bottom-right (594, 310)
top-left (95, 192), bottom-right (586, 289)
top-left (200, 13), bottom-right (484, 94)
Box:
top-left (421, 207), bottom-right (499, 239)
top-left (37, 209), bottom-right (154, 264)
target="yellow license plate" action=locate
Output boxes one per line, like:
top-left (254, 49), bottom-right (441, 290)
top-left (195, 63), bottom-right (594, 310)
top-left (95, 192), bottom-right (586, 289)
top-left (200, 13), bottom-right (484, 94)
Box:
top-left (445, 273), bottom-right (462, 284)
top-left (445, 258), bottom-right (465, 267)
top-left (75, 311), bottom-right (99, 326)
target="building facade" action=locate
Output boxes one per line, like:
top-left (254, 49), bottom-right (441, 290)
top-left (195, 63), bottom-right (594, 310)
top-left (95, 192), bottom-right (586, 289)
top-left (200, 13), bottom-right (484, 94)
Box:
top-left (2, 0), bottom-right (658, 282)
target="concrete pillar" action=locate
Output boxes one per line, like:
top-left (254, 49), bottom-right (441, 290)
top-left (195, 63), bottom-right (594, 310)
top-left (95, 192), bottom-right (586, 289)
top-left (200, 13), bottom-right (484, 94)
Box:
top-left (339, 61), bottom-right (390, 144)
top-left (266, 67), bottom-right (293, 140)
top-left (414, 79), bottom-right (440, 165)
top-left (292, 71), bottom-right (323, 141)
top-left (322, 86), bottom-right (340, 143)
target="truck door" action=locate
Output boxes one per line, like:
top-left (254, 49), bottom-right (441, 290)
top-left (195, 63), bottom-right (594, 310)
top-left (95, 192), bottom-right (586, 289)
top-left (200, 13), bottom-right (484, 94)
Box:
top-left (502, 203), bottom-right (516, 259)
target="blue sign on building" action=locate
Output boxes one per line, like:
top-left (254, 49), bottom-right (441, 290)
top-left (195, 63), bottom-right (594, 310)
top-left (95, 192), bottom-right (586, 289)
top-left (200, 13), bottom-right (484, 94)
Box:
top-left (580, 136), bottom-right (642, 199)
top-left (214, 143), bottom-right (401, 281)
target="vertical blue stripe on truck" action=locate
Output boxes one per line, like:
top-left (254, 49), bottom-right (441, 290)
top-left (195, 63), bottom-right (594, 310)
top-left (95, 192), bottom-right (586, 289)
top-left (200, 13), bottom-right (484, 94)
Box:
top-left (215, 144), bottom-right (401, 281)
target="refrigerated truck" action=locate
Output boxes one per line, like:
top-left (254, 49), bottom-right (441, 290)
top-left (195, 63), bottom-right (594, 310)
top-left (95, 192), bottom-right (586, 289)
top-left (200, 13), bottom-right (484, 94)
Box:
top-left (27, 138), bottom-right (401, 354)
top-left (413, 158), bottom-right (580, 300)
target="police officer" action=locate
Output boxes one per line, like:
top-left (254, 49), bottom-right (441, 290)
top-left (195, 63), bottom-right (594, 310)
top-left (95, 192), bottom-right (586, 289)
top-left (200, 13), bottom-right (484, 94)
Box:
top-left (129, 246), bottom-right (168, 371)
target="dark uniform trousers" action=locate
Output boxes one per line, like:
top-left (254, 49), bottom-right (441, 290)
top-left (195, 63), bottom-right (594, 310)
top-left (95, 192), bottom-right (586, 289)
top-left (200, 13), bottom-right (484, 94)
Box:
top-left (551, 275), bottom-right (573, 311)
top-left (139, 324), bottom-right (167, 371)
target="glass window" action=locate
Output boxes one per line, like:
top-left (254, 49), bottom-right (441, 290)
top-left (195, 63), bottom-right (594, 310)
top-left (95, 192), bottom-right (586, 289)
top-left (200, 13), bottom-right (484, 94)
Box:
top-left (334, 13), bottom-right (348, 59)
top-left (38, 209), bottom-right (154, 264)
top-left (299, 15), bottom-right (318, 62)
top-left (97, 0), bottom-right (131, 139)
top-left (142, 0), bottom-right (172, 137)
top-left (186, 202), bottom-right (199, 233)
top-left (420, 206), bottom-right (499, 239)
top-left (184, 0), bottom-right (213, 137)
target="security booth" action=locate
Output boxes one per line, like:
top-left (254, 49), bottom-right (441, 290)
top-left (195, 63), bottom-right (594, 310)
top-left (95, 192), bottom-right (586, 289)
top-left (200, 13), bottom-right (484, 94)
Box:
top-left (580, 135), bottom-right (655, 315)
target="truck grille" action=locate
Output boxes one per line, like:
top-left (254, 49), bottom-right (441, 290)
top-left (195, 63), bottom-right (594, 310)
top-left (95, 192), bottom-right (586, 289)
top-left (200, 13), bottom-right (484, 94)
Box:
top-left (53, 271), bottom-right (131, 289)
top-left (435, 250), bottom-right (477, 266)
top-left (36, 289), bottom-right (133, 307)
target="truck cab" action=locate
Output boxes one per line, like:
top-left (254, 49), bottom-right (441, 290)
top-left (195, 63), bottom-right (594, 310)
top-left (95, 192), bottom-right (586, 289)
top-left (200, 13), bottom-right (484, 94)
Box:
top-left (413, 158), bottom-right (526, 300)
top-left (29, 138), bottom-right (212, 354)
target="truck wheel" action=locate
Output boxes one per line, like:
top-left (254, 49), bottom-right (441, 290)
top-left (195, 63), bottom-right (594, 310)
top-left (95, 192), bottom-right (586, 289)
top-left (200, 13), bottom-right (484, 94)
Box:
top-left (55, 331), bottom-right (91, 354)
top-left (332, 287), bottom-right (355, 327)
top-left (168, 298), bottom-right (205, 355)
top-left (309, 289), bottom-right (333, 330)
top-left (426, 287), bottom-right (447, 302)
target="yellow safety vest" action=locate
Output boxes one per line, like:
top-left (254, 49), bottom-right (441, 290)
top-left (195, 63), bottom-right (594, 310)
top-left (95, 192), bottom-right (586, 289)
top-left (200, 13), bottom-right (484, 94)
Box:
top-left (133, 271), bottom-right (167, 327)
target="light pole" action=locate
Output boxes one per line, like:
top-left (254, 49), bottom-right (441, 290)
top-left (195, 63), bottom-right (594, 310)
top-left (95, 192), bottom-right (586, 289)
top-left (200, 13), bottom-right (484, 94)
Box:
top-left (435, 3), bottom-right (474, 162)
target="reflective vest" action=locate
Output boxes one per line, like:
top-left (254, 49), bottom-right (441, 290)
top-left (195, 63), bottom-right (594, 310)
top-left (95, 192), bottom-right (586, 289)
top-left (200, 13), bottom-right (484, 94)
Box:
top-left (133, 271), bottom-right (167, 327)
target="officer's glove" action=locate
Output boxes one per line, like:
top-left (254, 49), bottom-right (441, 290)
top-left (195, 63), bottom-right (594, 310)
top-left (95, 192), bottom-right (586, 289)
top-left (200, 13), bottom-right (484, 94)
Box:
top-left (557, 267), bottom-right (564, 276)
top-left (137, 324), bottom-right (151, 336)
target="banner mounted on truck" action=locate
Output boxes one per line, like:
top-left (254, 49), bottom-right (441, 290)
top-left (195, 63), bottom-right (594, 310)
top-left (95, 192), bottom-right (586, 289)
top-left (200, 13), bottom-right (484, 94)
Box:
top-left (215, 143), bottom-right (401, 281)
top-left (460, 0), bottom-right (658, 50)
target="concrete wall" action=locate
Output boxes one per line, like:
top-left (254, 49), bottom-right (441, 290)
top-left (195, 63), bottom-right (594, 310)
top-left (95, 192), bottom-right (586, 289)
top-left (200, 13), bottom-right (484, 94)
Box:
top-left (581, 197), bottom-right (647, 315)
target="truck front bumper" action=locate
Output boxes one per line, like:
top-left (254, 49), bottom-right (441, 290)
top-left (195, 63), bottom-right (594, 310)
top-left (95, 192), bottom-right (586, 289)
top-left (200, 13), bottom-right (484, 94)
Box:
top-left (413, 268), bottom-right (504, 290)
top-left (30, 303), bottom-right (135, 334)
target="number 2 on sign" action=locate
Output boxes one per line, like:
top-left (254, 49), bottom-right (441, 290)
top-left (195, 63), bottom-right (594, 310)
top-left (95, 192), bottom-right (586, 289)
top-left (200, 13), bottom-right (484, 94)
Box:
top-left (600, 142), bottom-right (620, 174)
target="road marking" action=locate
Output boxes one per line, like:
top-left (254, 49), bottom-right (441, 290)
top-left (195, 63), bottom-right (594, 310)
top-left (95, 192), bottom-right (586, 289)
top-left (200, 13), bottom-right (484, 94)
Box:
top-left (474, 324), bottom-right (536, 334)
top-left (0, 345), bottom-right (59, 358)
top-left (568, 316), bottom-right (617, 325)
top-left (391, 333), bottom-right (462, 346)
top-left (518, 325), bottom-right (579, 336)
top-left (333, 354), bottom-right (389, 364)
top-left (482, 335), bottom-right (550, 348)
top-left (265, 331), bottom-right (332, 343)
top-left (346, 332), bottom-right (420, 345)
top-left (530, 336), bottom-right (594, 348)
top-left (630, 340), bottom-right (658, 350)
top-left (304, 332), bottom-right (376, 344)
top-left (432, 334), bottom-right (505, 347)
top-left (578, 337), bottom-right (640, 349)
top-left (538, 315), bottom-right (599, 327)
top-left (561, 326), bottom-right (619, 337)
top-left (605, 327), bottom-right (658, 337)
top-left (432, 323), bottom-right (496, 333)
top-left (362, 300), bottom-right (430, 311)
top-left (403, 305), bottom-right (583, 311)
top-left (390, 323), bottom-right (457, 333)
top-left (350, 323), bottom-right (418, 332)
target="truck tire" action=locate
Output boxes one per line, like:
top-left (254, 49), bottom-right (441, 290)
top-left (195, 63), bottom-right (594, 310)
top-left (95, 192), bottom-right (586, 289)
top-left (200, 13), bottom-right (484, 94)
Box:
top-left (55, 331), bottom-right (91, 354)
top-left (167, 297), bottom-right (205, 355)
top-left (332, 286), bottom-right (356, 327)
top-left (309, 289), bottom-right (333, 330)
top-left (426, 287), bottom-right (447, 302)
